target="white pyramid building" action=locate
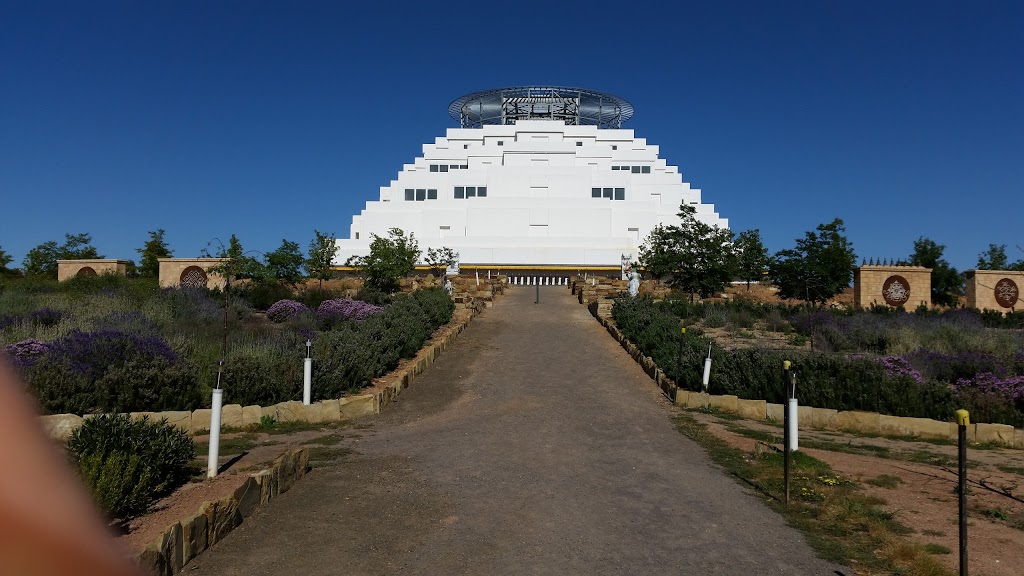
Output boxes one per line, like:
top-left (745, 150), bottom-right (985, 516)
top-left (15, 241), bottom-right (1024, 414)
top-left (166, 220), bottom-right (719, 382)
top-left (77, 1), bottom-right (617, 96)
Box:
top-left (334, 87), bottom-right (727, 273)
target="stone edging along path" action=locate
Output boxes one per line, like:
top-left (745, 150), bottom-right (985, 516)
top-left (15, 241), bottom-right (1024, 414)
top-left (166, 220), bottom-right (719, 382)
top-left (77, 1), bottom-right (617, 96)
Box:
top-left (135, 447), bottom-right (310, 576)
top-left (586, 302), bottom-right (1024, 449)
top-left (39, 306), bottom-right (483, 441)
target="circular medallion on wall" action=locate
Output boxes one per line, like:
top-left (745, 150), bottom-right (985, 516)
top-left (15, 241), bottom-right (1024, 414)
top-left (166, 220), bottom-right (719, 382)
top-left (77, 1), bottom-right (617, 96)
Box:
top-left (882, 275), bottom-right (911, 306)
top-left (179, 266), bottom-right (209, 289)
top-left (994, 278), bottom-right (1019, 308)
top-left (76, 266), bottom-right (97, 277)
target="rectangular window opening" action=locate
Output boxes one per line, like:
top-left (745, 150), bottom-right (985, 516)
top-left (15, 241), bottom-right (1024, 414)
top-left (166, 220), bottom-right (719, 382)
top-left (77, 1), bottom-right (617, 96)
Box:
top-left (405, 189), bottom-right (414, 201)
top-left (416, 189), bottom-right (426, 201)
top-left (614, 188), bottom-right (625, 200)
top-left (429, 165), bottom-right (438, 172)
top-left (576, 141), bottom-right (583, 146)
top-left (466, 186), bottom-right (476, 198)
top-left (477, 186), bottom-right (487, 197)
top-left (497, 141), bottom-right (503, 146)
top-left (603, 187), bottom-right (613, 199)
top-left (355, 232), bottom-right (360, 239)
top-left (461, 164), bottom-right (468, 169)
top-left (631, 166), bottom-right (641, 173)
top-left (641, 166), bottom-right (651, 173)
top-left (592, 187), bottom-right (601, 198)
top-left (427, 189), bottom-right (437, 200)
top-left (440, 165), bottom-right (448, 172)
top-left (454, 186), bottom-right (464, 199)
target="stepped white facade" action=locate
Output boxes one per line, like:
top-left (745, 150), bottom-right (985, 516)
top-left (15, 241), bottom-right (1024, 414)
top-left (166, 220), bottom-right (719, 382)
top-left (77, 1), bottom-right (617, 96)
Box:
top-left (334, 93), bottom-right (727, 271)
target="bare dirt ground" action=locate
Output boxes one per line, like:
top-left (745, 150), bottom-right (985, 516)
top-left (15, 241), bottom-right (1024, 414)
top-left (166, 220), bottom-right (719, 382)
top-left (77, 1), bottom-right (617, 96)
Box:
top-left (692, 411), bottom-right (1024, 576)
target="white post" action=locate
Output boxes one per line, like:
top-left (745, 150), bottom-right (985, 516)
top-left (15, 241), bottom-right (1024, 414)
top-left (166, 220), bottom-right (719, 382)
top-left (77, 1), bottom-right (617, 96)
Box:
top-left (788, 398), bottom-right (799, 451)
top-left (207, 387), bottom-right (223, 479)
top-left (702, 357), bottom-right (712, 393)
top-left (475, 270), bottom-right (479, 286)
top-left (303, 339), bottom-right (312, 405)
top-left (487, 270), bottom-right (491, 280)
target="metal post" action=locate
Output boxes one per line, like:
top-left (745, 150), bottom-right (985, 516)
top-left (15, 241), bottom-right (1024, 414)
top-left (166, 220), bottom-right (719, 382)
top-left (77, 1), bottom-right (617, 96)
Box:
top-left (303, 339), bottom-right (312, 405)
top-left (535, 283), bottom-right (539, 304)
top-left (783, 360), bottom-right (792, 505)
top-left (957, 408), bottom-right (970, 576)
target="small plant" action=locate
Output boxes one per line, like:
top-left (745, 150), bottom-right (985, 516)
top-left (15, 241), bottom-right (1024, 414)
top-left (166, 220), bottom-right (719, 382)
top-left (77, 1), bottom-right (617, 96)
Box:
top-left (787, 333), bottom-right (808, 347)
top-left (866, 474), bottom-right (904, 489)
top-left (259, 414), bottom-right (278, 430)
top-left (923, 543), bottom-right (951, 555)
top-left (67, 414), bottom-right (196, 522)
top-left (981, 507), bottom-right (1009, 521)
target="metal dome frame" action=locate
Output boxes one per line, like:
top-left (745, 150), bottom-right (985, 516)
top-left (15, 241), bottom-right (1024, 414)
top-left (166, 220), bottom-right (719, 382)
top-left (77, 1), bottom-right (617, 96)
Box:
top-left (448, 86), bottom-right (634, 129)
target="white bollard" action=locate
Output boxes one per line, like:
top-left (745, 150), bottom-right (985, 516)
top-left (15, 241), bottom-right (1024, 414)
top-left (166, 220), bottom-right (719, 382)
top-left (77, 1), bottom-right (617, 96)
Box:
top-left (702, 356), bottom-right (712, 393)
top-left (487, 270), bottom-right (491, 280)
top-left (207, 388), bottom-right (223, 478)
top-left (788, 398), bottom-right (799, 451)
top-left (303, 339), bottom-right (312, 405)
top-left (475, 270), bottom-right (479, 286)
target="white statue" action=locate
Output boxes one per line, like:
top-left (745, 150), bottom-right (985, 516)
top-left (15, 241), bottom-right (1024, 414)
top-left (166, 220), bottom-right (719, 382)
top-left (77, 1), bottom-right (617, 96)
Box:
top-left (628, 270), bottom-right (640, 298)
top-left (444, 278), bottom-right (454, 296)
top-left (620, 253), bottom-right (633, 280)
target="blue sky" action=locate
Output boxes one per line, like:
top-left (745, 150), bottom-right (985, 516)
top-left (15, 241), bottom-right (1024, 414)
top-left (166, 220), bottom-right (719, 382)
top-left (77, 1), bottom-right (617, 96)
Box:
top-left (1, 1), bottom-right (1021, 270)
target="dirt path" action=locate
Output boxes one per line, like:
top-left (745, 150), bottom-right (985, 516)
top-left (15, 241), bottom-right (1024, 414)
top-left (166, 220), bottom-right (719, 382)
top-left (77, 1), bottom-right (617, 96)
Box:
top-left (183, 287), bottom-right (846, 575)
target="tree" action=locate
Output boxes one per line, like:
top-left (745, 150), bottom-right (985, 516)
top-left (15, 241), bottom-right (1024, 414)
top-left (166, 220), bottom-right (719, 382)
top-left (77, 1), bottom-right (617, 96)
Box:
top-left (264, 239), bottom-right (305, 285)
top-left (0, 245), bottom-right (12, 270)
top-left (977, 244), bottom-right (1009, 270)
top-left (424, 246), bottom-right (457, 279)
top-left (22, 233), bottom-right (103, 278)
top-left (346, 228), bottom-right (420, 294)
top-left (306, 230), bottom-right (337, 288)
top-left (769, 218), bottom-right (856, 304)
top-left (908, 237), bottom-right (963, 308)
top-left (136, 229), bottom-right (173, 278)
top-left (202, 234), bottom-right (264, 287)
top-left (638, 203), bottom-right (735, 301)
top-left (733, 229), bottom-right (769, 290)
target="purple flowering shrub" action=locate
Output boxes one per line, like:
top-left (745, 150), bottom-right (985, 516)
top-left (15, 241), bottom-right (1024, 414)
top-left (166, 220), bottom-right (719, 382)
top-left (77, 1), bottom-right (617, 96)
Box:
top-left (316, 298), bottom-right (383, 329)
top-left (266, 299), bottom-right (311, 323)
top-left (879, 356), bottom-right (924, 385)
top-left (20, 330), bottom-right (201, 415)
top-left (2, 339), bottom-right (50, 367)
top-left (30, 307), bottom-right (63, 327)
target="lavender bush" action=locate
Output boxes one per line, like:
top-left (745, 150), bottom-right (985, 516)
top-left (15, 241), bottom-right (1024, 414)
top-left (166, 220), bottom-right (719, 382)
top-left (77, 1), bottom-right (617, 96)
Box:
top-left (266, 299), bottom-right (311, 323)
top-left (3, 338), bottom-right (50, 367)
top-left (316, 298), bottom-right (383, 329)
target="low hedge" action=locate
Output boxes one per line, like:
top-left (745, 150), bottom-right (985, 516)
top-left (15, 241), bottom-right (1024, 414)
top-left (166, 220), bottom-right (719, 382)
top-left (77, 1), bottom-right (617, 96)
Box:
top-left (612, 297), bottom-right (1021, 426)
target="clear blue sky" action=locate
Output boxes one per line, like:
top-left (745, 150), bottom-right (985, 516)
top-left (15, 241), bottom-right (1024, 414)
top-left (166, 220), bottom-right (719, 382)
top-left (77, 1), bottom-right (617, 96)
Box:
top-left (1, 1), bottom-right (1021, 270)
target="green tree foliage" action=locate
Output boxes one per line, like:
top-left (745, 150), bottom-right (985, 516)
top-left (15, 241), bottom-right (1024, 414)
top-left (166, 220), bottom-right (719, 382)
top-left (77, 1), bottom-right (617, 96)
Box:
top-left (203, 234), bottom-right (265, 286)
top-left (977, 243), bottom-right (1009, 270)
top-left (908, 237), bottom-right (963, 307)
top-left (424, 246), bottom-right (457, 278)
top-left (769, 218), bottom-right (856, 304)
top-left (22, 233), bottom-right (103, 278)
top-left (265, 239), bottom-right (305, 285)
top-left (306, 229), bottom-right (337, 288)
top-left (136, 229), bottom-right (173, 278)
top-left (346, 228), bottom-right (420, 294)
top-left (638, 203), bottom-right (735, 301)
top-left (0, 245), bottom-right (12, 270)
top-left (733, 229), bottom-right (770, 290)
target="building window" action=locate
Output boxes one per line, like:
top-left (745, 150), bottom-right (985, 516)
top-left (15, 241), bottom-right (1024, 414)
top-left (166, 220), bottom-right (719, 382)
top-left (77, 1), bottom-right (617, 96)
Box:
top-left (355, 232), bottom-right (360, 239)
top-left (427, 189), bottom-right (437, 200)
top-left (461, 164), bottom-right (468, 169)
top-left (416, 189), bottom-right (426, 201)
top-left (405, 189), bottom-right (414, 201)
top-left (429, 165), bottom-right (438, 172)
top-left (466, 186), bottom-right (476, 198)
top-left (497, 141), bottom-right (503, 146)
top-left (642, 166), bottom-right (651, 173)
top-left (603, 187), bottom-right (613, 199)
top-left (592, 187), bottom-right (626, 200)
top-left (615, 188), bottom-right (625, 200)
top-left (592, 187), bottom-right (601, 198)
top-left (631, 166), bottom-right (641, 173)
top-left (611, 145), bottom-right (617, 150)
top-left (576, 141), bottom-right (583, 146)
top-left (478, 186), bottom-right (487, 197)
top-left (455, 186), bottom-right (464, 199)
top-left (464, 144), bottom-right (469, 149)
top-left (440, 165), bottom-right (448, 172)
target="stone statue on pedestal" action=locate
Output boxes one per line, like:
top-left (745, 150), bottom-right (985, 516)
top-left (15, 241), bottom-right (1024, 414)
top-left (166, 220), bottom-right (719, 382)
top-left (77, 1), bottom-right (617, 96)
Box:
top-left (628, 270), bottom-right (640, 298)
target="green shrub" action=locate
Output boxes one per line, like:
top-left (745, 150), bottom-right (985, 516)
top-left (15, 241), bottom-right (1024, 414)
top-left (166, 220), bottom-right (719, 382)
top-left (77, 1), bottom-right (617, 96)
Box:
top-left (67, 414), bottom-right (196, 521)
